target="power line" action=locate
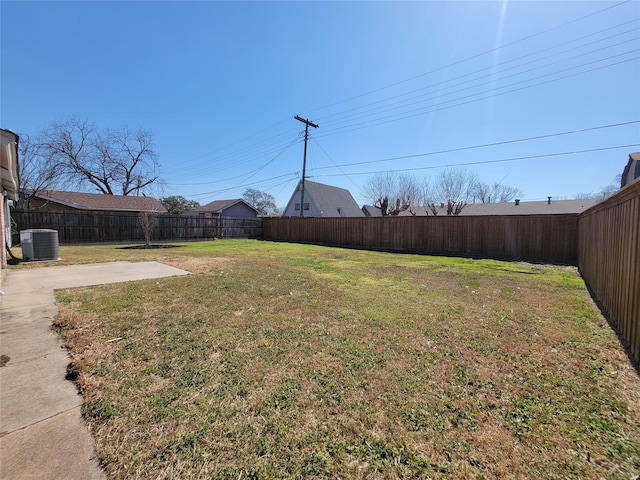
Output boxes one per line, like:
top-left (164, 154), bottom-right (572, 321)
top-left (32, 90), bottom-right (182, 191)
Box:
top-left (166, 3), bottom-right (636, 198)
top-left (186, 173), bottom-right (299, 200)
top-left (312, 121), bottom-right (640, 170)
top-left (178, 120), bottom-right (638, 200)
top-left (303, 1), bottom-right (633, 116)
top-left (310, 138), bottom-right (361, 192)
top-left (172, 7), bottom-right (636, 183)
top-left (172, 131), bottom-right (302, 183)
top-left (314, 20), bottom-right (639, 126)
top-left (317, 52), bottom-right (640, 137)
top-left (170, 121), bottom-right (638, 197)
top-left (169, 136), bottom-right (300, 186)
top-left (316, 144), bottom-right (640, 178)
top-left (316, 30), bottom-right (639, 130)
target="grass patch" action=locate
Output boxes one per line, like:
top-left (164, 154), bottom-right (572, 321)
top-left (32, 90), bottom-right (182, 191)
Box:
top-left (44, 240), bottom-right (640, 479)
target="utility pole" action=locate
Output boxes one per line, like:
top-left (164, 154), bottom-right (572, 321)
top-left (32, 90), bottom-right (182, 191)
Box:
top-left (294, 115), bottom-right (319, 218)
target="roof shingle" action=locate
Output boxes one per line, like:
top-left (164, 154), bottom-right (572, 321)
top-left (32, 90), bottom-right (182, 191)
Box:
top-left (34, 190), bottom-right (167, 212)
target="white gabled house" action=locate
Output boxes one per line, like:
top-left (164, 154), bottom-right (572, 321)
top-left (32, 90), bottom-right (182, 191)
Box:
top-left (282, 180), bottom-right (364, 218)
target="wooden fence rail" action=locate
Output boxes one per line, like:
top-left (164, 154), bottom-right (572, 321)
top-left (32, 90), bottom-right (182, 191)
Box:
top-left (262, 214), bottom-right (579, 264)
top-left (11, 210), bottom-right (262, 243)
top-left (578, 179), bottom-right (640, 366)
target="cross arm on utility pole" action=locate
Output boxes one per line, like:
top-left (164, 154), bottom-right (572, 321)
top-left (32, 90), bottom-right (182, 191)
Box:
top-left (294, 115), bottom-right (319, 129)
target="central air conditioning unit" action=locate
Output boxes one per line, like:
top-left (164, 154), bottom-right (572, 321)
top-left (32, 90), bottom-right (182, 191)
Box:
top-left (20, 229), bottom-right (60, 262)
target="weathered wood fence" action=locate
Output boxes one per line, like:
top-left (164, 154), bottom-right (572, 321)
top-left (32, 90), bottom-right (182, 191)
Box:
top-left (578, 179), bottom-right (640, 366)
top-left (262, 214), bottom-right (579, 264)
top-left (11, 210), bottom-right (262, 243)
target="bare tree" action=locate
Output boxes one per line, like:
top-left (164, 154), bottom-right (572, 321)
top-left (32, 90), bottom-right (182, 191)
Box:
top-left (16, 134), bottom-right (60, 209)
top-left (394, 173), bottom-right (423, 215)
top-left (421, 179), bottom-right (440, 215)
top-left (139, 211), bottom-right (157, 247)
top-left (361, 172), bottom-right (395, 215)
top-left (362, 172), bottom-right (422, 215)
top-left (573, 174), bottom-right (621, 201)
top-left (472, 181), bottom-right (523, 204)
top-left (39, 118), bottom-right (161, 196)
top-left (431, 168), bottom-right (477, 215)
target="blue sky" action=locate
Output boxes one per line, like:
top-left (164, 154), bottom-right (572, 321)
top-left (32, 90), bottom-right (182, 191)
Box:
top-left (2, 1), bottom-right (639, 208)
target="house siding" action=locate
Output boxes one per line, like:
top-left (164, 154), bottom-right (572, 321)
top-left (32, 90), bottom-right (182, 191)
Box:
top-left (283, 190), bottom-right (322, 217)
top-left (219, 203), bottom-right (259, 218)
top-left (26, 198), bottom-right (72, 212)
top-left (282, 180), bottom-right (364, 218)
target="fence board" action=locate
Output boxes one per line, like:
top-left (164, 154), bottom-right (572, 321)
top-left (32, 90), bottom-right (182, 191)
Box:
top-left (578, 179), bottom-right (640, 366)
top-left (11, 210), bottom-right (262, 243)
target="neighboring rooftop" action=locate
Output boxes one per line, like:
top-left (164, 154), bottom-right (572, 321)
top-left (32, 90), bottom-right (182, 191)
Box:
top-left (362, 204), bottom-right (383, 217)
top-left (398, 198), bottom-right (598, 216)
top-left (32, 190), bottom-right (167, 212)
top-left (191, 199), bottom-right (257, 214)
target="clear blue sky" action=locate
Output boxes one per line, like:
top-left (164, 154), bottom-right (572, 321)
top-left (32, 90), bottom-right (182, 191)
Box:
top-left (2, 1), bottom-right (639, 208)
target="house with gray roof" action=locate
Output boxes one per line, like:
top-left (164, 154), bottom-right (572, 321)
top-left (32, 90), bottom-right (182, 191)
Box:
top-left (398, 197), bottom-right (597, 216)
top-left (282, 180), bottom-right (364, 218)
top-left (186, 199), bottom-right (259, 218)
top-left (28, 190), bottom-right (167, 213)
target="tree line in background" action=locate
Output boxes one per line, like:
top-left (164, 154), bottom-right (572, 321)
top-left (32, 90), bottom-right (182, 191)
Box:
top-left (362, 169), bottom-right (524, 216)
top-left (362, 168), bottom-right (619, 216)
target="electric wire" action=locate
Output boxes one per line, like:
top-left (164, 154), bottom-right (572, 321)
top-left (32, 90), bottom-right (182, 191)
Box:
top-left (314, 20), bottom-right (639, 126)
top-left (315, 29), bottom-right (639, 129)
top-left (310, 138), bottom-right (366, 192)
top-left (312, 121), bottom-right (640, 170)
top-left (315, 144), bottom-right (640, 178)
top-left (172, 5), bottom-right (637, 182)
top-left (303, 1), bottom-right (633, 115)
top-left (166, 3), bottom-right (637, 199)
top-left (317, 51), bottom-right (640, 137)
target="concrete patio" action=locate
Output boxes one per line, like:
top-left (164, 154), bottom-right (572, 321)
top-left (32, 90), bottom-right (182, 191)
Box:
top-left (0, 261), bottom-right (190, 480)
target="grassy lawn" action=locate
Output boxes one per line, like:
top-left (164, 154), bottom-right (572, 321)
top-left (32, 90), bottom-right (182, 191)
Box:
top-left (18, 240), bottom-right (639, 478)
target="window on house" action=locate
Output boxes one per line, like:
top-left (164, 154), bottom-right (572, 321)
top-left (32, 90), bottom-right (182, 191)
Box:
top-left (304, 203), bottom-right (310, 210)
top-left (295, 203), bottom-right (300, 211)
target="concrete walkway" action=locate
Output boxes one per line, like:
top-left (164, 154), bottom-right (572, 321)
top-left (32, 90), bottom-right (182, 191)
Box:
top-left (0, 262), bottom-right (190, 480)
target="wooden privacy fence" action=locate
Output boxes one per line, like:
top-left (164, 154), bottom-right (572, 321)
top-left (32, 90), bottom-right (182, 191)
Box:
top-left (262, 214), bottom-right (579, 264)
top-left (11, 210), bottom-right (262, 243)
top-left (578, 179), bottom-right (640, 366)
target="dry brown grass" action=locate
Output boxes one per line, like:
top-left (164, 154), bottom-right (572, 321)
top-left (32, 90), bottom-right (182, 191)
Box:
top-left (47, 240), bottom-right (640, 479)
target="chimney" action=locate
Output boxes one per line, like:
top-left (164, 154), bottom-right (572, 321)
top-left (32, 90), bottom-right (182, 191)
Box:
top-left (514, 199), bottom-right (520, 206)
top-left (547, 196), bottom-right (552, 205)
